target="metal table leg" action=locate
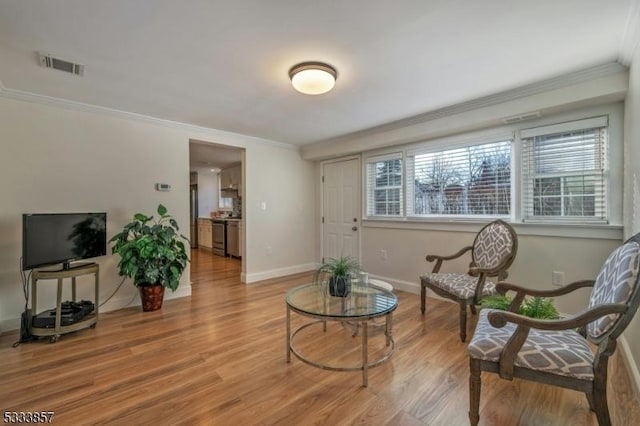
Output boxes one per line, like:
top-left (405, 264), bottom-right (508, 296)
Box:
top-left (362, 320), bottom-right (368, 387)
top-left (286, 304), bottom-right (291, 363)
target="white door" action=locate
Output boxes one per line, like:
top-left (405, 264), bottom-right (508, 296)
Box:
top-left (322, 158), bottom-right (360, 261)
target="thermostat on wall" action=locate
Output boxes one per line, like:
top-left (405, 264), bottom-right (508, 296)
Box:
top-left (155, 183), bottom-right (171, 191)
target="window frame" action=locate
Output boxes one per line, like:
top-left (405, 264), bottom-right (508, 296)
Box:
top-left (520, 116), bottom-right (608, 224)
top-left (405, 138), bottom-right (513, 220)
top-left (365, 153), bottom-right (404, 217)
top-left (361, 105), bottom-right (621, 233)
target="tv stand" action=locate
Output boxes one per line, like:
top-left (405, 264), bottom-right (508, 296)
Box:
top-left (60, 261), bottom-right (95, 271)
top-left (30, 263), bottom-right (99, 343)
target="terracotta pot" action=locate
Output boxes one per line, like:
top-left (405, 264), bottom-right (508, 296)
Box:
top-left (138, 285), bottom-right (165, 311)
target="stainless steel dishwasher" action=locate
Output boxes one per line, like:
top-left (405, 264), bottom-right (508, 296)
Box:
top-left (212, 219), bottom-right (227, 257)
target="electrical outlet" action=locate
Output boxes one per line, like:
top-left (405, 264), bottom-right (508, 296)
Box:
top-left (552, 271), bottom-right (565, 287)
top-left (380, 249), bottom-right (387, 261)
top-left (265, 245), bottom-right (272, 256)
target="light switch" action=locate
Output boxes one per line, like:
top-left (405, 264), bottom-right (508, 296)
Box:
top-left (261, 201), bottom-right (267, 210)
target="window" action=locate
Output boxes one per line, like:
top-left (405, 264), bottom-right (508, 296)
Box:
top-left (366, 153), bottom-right (403, 216)
top-left (521, 116), bottom-right (607, 223)
top-left (218, 174), bottom-right (232, 210)
top-left (362, 113), bottom-right (614, 226)
top-left (406, 140), bottom-right (512, 217)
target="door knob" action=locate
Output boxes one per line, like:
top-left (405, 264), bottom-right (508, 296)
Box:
top-left (352, 226), bottom-right (358, 231)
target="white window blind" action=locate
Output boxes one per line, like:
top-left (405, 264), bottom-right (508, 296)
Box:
top-left (406, 140), bottom-right (512, 217)
top-left (521, 116), bottom-right (608, 223)
top-left (366, 153), bottom-right (403, 217)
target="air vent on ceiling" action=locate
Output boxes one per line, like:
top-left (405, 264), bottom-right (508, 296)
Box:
top-left (38, 52), bottom-right (84, 76)
top-left (503, 111), bottom-right (541, 124)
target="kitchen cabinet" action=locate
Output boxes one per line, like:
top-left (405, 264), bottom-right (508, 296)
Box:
top-left (198, 219), bottom-right (213, 249)
top-left (220, 165), bottom-right (242, 195)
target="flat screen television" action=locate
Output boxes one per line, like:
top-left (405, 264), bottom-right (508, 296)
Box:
top-left (22, 213), bottom-right (107, 270)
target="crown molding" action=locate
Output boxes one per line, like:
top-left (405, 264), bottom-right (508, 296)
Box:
top-left (0, 86), bottom-right (299, 152)
top-left (620, 0), bottom-right (640, 65)
top-left (313, 62), bottom-right (627, 147)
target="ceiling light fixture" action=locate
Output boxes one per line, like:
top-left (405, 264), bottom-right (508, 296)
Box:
top-left (289, 62), bottom-right (337, 95)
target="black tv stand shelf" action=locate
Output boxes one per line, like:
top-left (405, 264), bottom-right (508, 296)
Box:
top-left (30, 263), bottom-right (99, 343)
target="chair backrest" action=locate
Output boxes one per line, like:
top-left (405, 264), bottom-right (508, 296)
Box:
top-left (587, 238), bottom-right (640, 341)
top-left (471, 220), bottom-right (518, 272)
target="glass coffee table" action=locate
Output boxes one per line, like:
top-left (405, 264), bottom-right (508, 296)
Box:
top-left (285, 282), bottom-right (398, 387)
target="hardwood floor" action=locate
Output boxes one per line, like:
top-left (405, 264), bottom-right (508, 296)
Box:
top-left (1, 249), bottom-right (639, 425)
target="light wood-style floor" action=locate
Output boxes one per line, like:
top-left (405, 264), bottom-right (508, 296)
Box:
top-left (1, 250), bottom-right (639, 425)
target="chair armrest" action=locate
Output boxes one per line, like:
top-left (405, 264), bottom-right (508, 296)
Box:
top-left (496, 280), bottom-right (595, 312)
top-left (487, 303), bottom-right (627, 379)
top-left (487, 303), bottom-right (627, 331)
top-left (426, 245), bottom-right (473, 273)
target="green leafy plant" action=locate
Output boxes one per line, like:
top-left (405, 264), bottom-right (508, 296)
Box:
top-left (480, 295), bottom-right (559, 319)
top-left (520, 296), bottom-right (559, 319)
top-left (110, 204), bottom-right (189, 292)
top-left (314, 256), bottom-right (361, 280)
top-left (313, 256), bottom-right (361, 297)
top-left (480, 294), bottom-right (512, 311)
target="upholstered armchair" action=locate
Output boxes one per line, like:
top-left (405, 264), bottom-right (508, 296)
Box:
top-left (467, 236), bottom-right (640, 426)
top-left (420, 219), bottom-right (518, 342)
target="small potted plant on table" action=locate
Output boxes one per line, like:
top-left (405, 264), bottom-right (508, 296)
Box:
top-left (110, 204), bottom-right (189, 311)
top-left (314, 256), bottom-right (361, 297)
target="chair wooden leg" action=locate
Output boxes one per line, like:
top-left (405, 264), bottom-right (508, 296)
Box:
top-left (593, 376), bottom-right (611, 426)
top-left (459, 301), bottom-right (467, 342)
top-left (469, 357), bottom-right (481, 426)
top-left (470, 304), bottom-right (477, 315)
top-left (421, 283), bottom-right (426, 315)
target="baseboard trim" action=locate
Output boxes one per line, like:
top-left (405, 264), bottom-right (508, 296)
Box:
top-left (619, 335), bottom-right (640, 402)
top-left (245, 263), bottom-right (317, 283)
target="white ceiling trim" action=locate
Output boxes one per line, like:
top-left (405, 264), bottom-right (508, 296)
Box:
top-left (0, 86), bottom-right (300, 152)
top-left (619, 0), bottom-right (640, 65)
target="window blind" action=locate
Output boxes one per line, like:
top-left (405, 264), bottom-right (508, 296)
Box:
top-left (521, 117), bottom-right (608, 222)
top-left (406, 140), bottom-right (512, 217)
top-left (365, 153), bottom-right (403, 217)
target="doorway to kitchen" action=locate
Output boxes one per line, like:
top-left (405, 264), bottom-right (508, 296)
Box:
top-left (189, 140), bottom-right (245, 285)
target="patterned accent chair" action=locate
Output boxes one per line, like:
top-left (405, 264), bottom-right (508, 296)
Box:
top-left (420, 219), bottom-right (518, 342)
top-left (467, 236), bottom-right (640, 426)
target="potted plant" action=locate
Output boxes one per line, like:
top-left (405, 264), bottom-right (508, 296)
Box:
top-left (110, 204), bottom-right (189, 311)
top-left (313, 256), bottom-right (361, 297)
top-left (480, 295), bottom-right (559, 319)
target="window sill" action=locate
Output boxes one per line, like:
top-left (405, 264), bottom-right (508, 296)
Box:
top-left (362, 218), bottom-right (622, 240)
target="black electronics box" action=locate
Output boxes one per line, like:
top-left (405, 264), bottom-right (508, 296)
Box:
top-left (32, 300), bottom-right (94, 328)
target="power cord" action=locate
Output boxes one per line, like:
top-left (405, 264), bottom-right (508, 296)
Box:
top-left (13, 258), bottom-right (34, 347)
top-left (98, 277), bottom-right (127, 308)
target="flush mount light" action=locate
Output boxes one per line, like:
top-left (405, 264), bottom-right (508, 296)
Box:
top-left (289, 62), bottom-right (337, 95)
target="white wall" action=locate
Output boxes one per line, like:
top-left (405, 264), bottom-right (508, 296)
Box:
top-left (244, 143), bottom-right (317, 282)
top-left (0, 93), bottom-right (316, 332)
top-left (623, 33), bottom-right (640, 395)
top-left (362, 226), bottom-right (618, 314)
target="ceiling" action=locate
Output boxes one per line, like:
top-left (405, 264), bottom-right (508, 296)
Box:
top-left (0, 1), bottom-right (637, 146)
top-left (189, 140), bottom-right (242, 173)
